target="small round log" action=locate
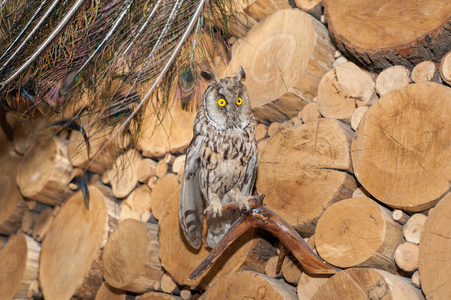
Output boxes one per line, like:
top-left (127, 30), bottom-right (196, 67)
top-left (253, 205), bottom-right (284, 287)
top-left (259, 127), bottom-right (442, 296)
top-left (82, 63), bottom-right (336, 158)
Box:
top-left (439, 51), bottom-right (451, 85)
top-left (110, 149), bottom-right (142, 199)
top-left (403, 213), bottom-right (427, 244)
top-left (32, 207), bottom-right (54, 242)
top-left (299, 102), bottom-right (320, 123)
top-left (136, 158), bottom-right (157, 184)
top-left (95, 282), bottom-right (126, 300)
top-left (392, 209), bottom-right (410, 225)
top-left (315, 197), bottom-right (403, 272)
top-left (255, 123), bottom-right (268, 141)
top-left (202, 271), bottom-right (297, 299)
top-left (103, 219), bottom-right (163, 293)
top-left (375, 65), bottom-right (411, 96)
top-left (411, 61), bottom-right (442, 83)
top-left (119, 184), bottom-right (152, 222)
top-left (17, 137), bottom-right (74, 205)
top-left (350, 106), bottom-right (368, 131)
top-left (282, 253), bottom-right (303, 285)
top-left (394, 242), bottom-right (419, 272)
top-left (311, 268), bottom-right (424, 299)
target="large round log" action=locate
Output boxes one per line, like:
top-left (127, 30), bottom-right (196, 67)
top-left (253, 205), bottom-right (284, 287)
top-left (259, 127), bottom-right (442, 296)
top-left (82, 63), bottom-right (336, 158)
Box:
top-left (17, 137), bottom-right (74, 205)
top-left (256, 118), bottom-right (357, 235)
top-left (40, 184), bottom-right (120, 300)
top-left (419, 192), bottom-right (451, 299)
top-left (202, 271), bottom-right (297, 299)
top-left (226, 9), bottom-right (336, 124)
top-left (0, 232), bottom-right (41, 299)
top-left (351, 82), bottom-right (451, 212)
top-left (103, 219), bottom-right (163, 293)
top-left (311, 268), bottom-right (424, 299)
top-left (315, 197), bottom-right (403, 272)
top-left (0, 155), bottom-right (26, 235)
top-left (158, 185), bottom-right (275, 289)
top-left (324, 0), bottom-right (451, 70)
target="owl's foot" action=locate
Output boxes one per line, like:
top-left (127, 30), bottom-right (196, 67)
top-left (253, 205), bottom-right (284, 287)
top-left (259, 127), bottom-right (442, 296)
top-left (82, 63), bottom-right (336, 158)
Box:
top-left (204, 195), bottom-right (223, 217)
top-left (229, 188), bottom-right (251, 212)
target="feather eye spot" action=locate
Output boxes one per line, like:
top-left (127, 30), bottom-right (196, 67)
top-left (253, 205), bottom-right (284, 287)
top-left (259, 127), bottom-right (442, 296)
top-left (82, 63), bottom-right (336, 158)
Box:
top-left (218, 98), bottom-right (226, 107)
top-left (236, 97), bottom-right (243, 105)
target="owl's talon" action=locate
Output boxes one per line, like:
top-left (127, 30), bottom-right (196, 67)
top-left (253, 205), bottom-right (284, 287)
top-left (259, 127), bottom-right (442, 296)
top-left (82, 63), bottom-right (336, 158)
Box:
top-left (237, 196), bottom-right (251, 212)
top-left (205, 202), bottom-right (223, 218)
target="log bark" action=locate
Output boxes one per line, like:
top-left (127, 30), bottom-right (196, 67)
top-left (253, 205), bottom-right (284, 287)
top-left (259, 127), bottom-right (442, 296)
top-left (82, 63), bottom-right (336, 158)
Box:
top-left (226, 9), bottom-right (335, 124)
top-left (317, 62), bottom-right (378, 122)
top-left (120, 184), bottom-right (152, 222)
top-left (95, 282), bottom-right (127, 300)
top-left (202, 271), bottom-right (297, 299)
top-left (256, 118), bottom-right (357, 235)
top-left (375, 65), bottom-right (411, 96)
top-left (352, 82), bottom-right (451, 212)
top-left (17, 137), bottom-right (74, 205)
top-left (103, 219), bottom-right (163, 293)
top-left (324, 0), bottom-right (451, 70)
top-left (0, 231), bottom-right (41, 299)
top-left (311, 268), bottom-right (424, 299)
top-left (295, 0), bottom-right (322, 20)
top-left (158, 186), bottom-right (275, 289)
top-left (419, 192), bottom-right (451, 299)
top-left (411, 61), bottom-right (442, 83)
top-left (40, 184), bottom-right (120, 300)
top-left (69, 117), bottom-right (130, 174)
top-left (440, 50), bottom-right (451, 85)
top-left (32, 207), bottom-right (54, 242)
top-left (315, 197), bottom-right (404, 272)
top-left (0, 155), bottom-right (27, 235)
top-left (110, 149), bottom-right (142, 199)
top-left (403, 213), bottom-right (427, 244)
top-left (394, 242), bottom-right (419, 272)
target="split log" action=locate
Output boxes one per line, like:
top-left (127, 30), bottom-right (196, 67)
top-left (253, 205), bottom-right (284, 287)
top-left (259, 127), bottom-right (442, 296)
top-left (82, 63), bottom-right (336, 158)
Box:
top-left (324, 0), bottom-right (451, 70)
top-left (137, 292), bottom-right (181, 300)
top-left (299, 102), bottom-right (320, 123)
top-left (311, 268), bottom-right (424, 299)
top-left (256, 118), bottom-right (357, 235)
top-left (120, 184), bottom-right (152, 222)
top-left (95, 282), bottom-right (126, 300)
top-left (138, 94), bottom-right (197, 159)
top-left (317, 62), bottom-right (378, 121)
top-left (150, 173), bottom-right (180, 220)
top-left (315, 197), bottom-right (404, 272)
top-left (295, 0), bottom-right (322, 20)
top-left (103, 219), bottom-right (163, 293)
top-left (21, 209), bottom-right (38, 235)
top-left (411, 61), bottom-right (442, 83)
top-left (158, 186), bottom-right (275, 289)
top-left (392, 209), bottom-right (410, 225)
top-left (255, 123), bottom-right (267, 141)
top-left (69, 117), bottom-right (130, 174)
top-left (32, 207), bottom-right (54, 242)
top-left (419, 192), bottom-right (451, 299)
top-left (375, 65), bottom-right (411, 96)
top-left (161, 273), bottom-right (179, 294)
top-left (350, 106), bottom-right (368, 131)
top-left (110, 149), bottom-right (142, 198)
top-left (394, 242), bottom-right (419, 272)
top-left (352, 82), bottom-right (451, 212)
top-left (0, 232), bottom-right (41, 299)
top-left (40, 184), bottom-right (120, 300)
top-left (137, 158), bottom-right (158, 184)
top-left (440, 50), bottom-right (451, 85)
top-left (226, 9), bottom-right (335, 123)
top-left (202, 271), bottom-right (297, 299)
top-left (0, 155), bottom-right (27, 235)
top-left (17, 137), bottom-right (74, 205)
top-left (403, 213), bottom-right (427, 244)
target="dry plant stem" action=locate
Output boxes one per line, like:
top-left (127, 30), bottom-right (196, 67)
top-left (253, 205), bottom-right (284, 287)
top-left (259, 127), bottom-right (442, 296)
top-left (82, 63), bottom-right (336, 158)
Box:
top-left (191, 195), bottom-right (341, 279)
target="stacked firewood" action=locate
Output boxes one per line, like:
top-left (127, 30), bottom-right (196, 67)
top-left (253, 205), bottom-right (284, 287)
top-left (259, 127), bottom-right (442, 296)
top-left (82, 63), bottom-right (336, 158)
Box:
top-left (0, 0), bottom-right (450, 299)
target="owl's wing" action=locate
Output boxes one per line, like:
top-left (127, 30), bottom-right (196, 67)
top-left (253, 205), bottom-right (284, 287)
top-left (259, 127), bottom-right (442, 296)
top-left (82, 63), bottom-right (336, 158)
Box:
top-left (179, 136), bottom-right (204, 249)
top-left (241, 152), bottom-right (258, 196)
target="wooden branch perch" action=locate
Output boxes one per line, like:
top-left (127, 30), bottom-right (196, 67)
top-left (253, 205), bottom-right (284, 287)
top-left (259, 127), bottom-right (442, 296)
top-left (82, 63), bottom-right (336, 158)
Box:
top-left (189, 195), bottom-right (341, 280)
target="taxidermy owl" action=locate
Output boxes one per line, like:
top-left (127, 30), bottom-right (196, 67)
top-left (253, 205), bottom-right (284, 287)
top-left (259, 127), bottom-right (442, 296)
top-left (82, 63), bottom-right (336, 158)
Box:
top-left (179, 66), bottom-right (257, 249)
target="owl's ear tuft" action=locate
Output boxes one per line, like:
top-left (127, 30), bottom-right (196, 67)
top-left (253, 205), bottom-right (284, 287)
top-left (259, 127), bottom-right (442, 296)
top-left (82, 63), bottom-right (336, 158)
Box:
top-left (200, 70), bottom-right (218, 83)
top-left (236, 66), bottom-right (246, 82)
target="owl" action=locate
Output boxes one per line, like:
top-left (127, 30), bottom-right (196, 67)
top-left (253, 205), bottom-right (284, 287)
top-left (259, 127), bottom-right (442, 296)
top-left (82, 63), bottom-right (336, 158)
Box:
top-left (179, 66), bottom-right (257, 249)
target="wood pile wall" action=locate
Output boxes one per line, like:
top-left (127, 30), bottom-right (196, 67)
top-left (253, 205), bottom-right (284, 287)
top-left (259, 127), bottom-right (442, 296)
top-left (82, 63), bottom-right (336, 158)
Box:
top-left (0, 0), bottom-right (450, 299)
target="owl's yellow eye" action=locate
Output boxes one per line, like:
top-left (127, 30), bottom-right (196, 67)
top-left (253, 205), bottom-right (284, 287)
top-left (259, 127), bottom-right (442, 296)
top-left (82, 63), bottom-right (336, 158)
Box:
top-left (236, 97), bottom-right (243, 105)
top-left (218, 98), bottom-right (226, 107)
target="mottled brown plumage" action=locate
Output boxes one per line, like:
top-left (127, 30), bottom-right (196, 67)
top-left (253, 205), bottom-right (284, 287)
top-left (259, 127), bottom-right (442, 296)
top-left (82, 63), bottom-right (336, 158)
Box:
top-left (179, 67), bottom-right (257, 249)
